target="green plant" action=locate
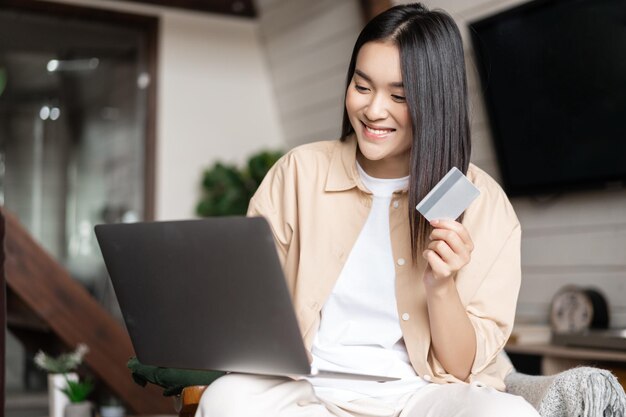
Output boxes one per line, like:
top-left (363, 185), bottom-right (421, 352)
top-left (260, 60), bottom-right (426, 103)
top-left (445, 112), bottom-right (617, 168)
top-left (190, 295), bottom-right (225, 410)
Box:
top-left (61, 375), bottom-right (94, 403)
top-left (196, 149), bottom-right (283, 217)
top-left (34, 343), bottom-right (89, 374)
top-left (246, 150), bottom-right (283, 186)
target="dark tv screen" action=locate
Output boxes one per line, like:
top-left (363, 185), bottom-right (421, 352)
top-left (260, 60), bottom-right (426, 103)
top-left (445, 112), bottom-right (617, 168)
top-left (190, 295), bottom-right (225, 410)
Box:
top-left (469, 0), bottom-right (626, 196)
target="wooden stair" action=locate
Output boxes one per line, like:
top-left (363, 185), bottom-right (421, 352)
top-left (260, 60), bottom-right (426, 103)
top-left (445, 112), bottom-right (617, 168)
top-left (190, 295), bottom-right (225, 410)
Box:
top-left (0, 207), bottom-right (5, 414)
top-left (1, 207), bottom-right (172, 414)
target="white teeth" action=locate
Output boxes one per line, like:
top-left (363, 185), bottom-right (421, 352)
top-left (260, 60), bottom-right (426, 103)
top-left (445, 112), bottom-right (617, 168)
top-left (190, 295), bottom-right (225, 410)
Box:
top-left (365, 125), bottom-right (392, 135)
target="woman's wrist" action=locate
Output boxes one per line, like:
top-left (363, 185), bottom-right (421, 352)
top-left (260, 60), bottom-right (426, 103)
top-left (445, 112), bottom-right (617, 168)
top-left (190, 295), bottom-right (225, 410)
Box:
top-left (424, 275), bottom-right (457, 299)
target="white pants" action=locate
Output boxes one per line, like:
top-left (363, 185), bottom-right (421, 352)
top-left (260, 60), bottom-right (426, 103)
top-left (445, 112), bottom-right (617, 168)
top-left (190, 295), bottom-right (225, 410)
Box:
top-left (194, 374), bottom-right (541, 417)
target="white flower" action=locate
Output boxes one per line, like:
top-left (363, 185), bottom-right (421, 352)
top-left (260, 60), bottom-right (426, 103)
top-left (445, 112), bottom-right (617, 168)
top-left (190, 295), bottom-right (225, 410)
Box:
top-left (33, 343), bottom-right (89, 374)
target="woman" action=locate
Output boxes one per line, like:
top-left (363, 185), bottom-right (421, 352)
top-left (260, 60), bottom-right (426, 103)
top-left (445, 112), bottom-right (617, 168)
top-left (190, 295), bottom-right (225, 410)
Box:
top-left (196, 3), bottom-right (539, 416)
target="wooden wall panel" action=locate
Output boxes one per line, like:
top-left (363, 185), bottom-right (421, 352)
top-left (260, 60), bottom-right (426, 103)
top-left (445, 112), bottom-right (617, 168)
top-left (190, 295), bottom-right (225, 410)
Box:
top-left (277, 70), bottom-right (347, 117)
top-left (256, 0), bottom-right (363, 148)
top-left (271, 35), bottom-right (357, 90)
top-left (283, 102), bottom-right (345, 144)
top-left (260, 0), bottom-right (339, 38)
top-left (514, 191), bottom-right (626, 231)
top-left (265, 20), bottom-right (360, 64)
top-left (469, 128), bottom-right (496, 165)
top-left (519, 272), bottom-right (626, 309)
top-left (521, 228), bottom-right (626, 268)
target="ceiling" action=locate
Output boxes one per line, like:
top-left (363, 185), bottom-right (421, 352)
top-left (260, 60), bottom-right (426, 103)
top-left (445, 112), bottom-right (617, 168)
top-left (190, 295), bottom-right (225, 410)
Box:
top-left (113, 0), bottom-right (257, 18)
top-left (0, 9), bottom-right (143, 106)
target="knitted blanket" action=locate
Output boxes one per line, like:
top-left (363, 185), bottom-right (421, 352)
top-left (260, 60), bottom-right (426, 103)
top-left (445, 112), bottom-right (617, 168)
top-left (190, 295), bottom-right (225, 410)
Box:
top-left (505, 367), bottom-right (626, 417)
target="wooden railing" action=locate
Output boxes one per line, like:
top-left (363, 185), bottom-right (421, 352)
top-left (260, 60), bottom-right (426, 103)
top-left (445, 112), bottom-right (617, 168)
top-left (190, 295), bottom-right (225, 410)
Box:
top-left (1, 207), bottom-right (172, 414)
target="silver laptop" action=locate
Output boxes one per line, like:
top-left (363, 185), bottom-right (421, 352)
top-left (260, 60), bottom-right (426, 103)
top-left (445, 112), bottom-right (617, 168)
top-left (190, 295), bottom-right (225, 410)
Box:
top-left (95, 216), bottom-right (398, 382)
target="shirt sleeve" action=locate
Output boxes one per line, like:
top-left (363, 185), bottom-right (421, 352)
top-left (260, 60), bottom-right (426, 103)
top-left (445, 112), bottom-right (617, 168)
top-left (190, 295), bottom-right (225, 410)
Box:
top-left (246, 154), bottom-right (296, 268)
top-left (466, 223), bottom-right (521, 376)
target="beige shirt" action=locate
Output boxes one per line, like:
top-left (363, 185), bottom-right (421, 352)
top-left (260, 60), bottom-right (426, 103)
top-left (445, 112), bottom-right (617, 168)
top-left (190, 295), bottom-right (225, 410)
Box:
top-left (247, 135), bottom-right (521, 391)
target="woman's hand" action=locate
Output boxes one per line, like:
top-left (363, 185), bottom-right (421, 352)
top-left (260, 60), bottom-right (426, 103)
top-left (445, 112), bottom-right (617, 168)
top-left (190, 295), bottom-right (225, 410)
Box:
top-left (422, 219), bottom-right (474, 289)
top-left (421, 219), bottom-right (478, 380)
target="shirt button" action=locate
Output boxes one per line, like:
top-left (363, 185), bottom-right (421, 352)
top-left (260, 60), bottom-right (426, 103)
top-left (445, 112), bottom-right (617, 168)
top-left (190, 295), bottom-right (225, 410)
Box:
top-left (423, 374), bottom-right (432, 382)
top-left (401, 313), bottom-right (410, 321)
top-left (397, 258), bottom-right (406, 266)
top-left (392, 201), bottom-right (399, 209)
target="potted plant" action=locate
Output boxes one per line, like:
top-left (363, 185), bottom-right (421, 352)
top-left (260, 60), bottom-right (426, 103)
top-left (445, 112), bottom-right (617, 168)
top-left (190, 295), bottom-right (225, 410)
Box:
top-left (34, 343), bottom-right (89, 417)
top-left (99, 395), bottom-right (125, 417)
top-left (196, 149), bottom-right (283, 217)
top-left (62, 377), bottom-right (94, 417)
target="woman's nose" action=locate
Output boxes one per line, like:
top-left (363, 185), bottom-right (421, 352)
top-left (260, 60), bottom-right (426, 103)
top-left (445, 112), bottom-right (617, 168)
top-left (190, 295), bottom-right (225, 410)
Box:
top-left (364, 93), bottom-right (389, 121)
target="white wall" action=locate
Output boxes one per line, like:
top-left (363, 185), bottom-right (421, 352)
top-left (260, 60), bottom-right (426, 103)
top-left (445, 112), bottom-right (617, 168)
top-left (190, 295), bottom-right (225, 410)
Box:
top-left (42, 0), bottom-right (285, 220)
top-left (397, 0), bottom-right (626, 327)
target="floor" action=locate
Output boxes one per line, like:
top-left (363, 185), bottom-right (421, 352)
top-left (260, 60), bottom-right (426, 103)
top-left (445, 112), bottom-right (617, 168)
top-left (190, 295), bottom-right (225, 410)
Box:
top-left (5, 391), bottom-right (48, 417)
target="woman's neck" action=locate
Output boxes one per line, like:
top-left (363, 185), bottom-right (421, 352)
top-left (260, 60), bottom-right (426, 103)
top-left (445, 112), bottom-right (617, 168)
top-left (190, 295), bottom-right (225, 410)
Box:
top-left (356, 149), bottom-right (410, 179)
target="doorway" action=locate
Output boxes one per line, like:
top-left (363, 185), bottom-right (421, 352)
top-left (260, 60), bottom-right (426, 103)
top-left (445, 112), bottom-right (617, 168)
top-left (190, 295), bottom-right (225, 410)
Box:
top-left (0, 1), bottom-right (157, 411)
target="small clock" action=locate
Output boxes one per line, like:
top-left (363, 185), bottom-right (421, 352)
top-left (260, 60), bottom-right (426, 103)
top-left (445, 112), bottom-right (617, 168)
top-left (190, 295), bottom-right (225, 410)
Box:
top-left (549, 285), bottom-right (609, 334)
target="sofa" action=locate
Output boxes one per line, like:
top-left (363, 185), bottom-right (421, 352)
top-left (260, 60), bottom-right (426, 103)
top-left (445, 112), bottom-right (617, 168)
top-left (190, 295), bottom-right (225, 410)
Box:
top-left (129, 355), bottom-right (626, 417)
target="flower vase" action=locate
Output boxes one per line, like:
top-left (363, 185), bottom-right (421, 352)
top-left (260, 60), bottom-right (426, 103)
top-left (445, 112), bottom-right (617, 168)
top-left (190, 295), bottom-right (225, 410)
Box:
top-left (100, 404), bottom-right (125, 417)
top-left (48, 373), bottom-right (78, 417)
top-left (64, 401), bottom-right (94, 417)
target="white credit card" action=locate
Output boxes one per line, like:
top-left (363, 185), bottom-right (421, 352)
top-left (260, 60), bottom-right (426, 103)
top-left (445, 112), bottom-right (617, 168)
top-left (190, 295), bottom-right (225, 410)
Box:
top-left (416, 167), bottom-right (480, 222)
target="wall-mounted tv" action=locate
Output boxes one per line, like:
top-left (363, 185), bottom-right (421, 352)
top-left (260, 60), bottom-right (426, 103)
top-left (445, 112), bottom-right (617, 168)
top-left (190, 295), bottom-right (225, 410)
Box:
top-left (469, 0), bottom-right (626, 197)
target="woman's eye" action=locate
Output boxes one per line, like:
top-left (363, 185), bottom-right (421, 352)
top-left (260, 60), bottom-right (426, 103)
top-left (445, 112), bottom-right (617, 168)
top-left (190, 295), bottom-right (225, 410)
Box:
top-left (354, 84), bottom-right (369, 92)
top-left (392, 95), bottom-right (406, 102)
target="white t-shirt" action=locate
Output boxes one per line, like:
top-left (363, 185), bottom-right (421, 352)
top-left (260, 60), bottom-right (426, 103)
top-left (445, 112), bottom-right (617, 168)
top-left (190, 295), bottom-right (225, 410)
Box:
top-left (308, 162), bottom-right (429, 404)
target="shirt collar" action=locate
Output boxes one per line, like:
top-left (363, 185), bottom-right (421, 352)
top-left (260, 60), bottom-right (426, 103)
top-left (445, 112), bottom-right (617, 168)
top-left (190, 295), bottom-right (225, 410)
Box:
top-left (325, 134), bottom-right (409, 194)
top-left (325, 134), bottom-right (361, 192)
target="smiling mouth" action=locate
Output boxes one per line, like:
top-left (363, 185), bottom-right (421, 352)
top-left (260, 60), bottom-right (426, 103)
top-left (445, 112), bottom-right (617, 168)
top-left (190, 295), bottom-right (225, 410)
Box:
top-left (362, 121), bottom-right (395, 136)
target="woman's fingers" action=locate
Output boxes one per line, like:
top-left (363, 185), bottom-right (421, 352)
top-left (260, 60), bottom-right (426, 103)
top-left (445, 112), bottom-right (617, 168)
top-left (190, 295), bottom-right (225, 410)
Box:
top-left (427, 239), bottom-right (468, 271)
top-left (430, 219), bottom-right (474, 250)
top-left (429, 228), bottom-right (467, 255)
top-left (424, 219), bottom-right (475, 279)
top-left (422, 249), bottom-right (451, 279)
top-left (427, 239), bottom-right (455, 263)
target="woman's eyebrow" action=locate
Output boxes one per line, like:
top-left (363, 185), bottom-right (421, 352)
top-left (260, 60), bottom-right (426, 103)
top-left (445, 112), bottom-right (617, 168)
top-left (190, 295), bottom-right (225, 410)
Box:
top-left (354, 69), bottom-right (404, 88)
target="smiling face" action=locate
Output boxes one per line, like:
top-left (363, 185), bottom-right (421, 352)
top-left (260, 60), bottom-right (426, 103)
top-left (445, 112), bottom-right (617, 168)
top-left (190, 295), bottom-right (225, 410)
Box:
top-left (345, 41), bottom-right (412, 179)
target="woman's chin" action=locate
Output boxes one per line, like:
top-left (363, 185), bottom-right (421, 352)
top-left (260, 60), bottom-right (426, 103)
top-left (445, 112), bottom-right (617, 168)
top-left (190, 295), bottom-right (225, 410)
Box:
top-left (356, 136), bottom-right (390, 159)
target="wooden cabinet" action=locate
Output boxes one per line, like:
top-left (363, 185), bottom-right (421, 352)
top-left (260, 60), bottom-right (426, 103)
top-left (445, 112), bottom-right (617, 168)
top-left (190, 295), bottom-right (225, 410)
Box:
top-left (505, 343), bottom-right (626, 389)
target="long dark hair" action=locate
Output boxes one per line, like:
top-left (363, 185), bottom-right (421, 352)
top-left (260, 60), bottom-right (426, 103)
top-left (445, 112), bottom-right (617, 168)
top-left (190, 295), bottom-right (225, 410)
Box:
top-left (340, 3), bottom-right (471, 262)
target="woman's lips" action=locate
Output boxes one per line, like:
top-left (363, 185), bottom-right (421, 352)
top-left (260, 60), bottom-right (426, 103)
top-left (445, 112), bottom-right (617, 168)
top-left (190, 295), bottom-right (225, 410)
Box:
top-left (362, 121), bottom-right (395, 139)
